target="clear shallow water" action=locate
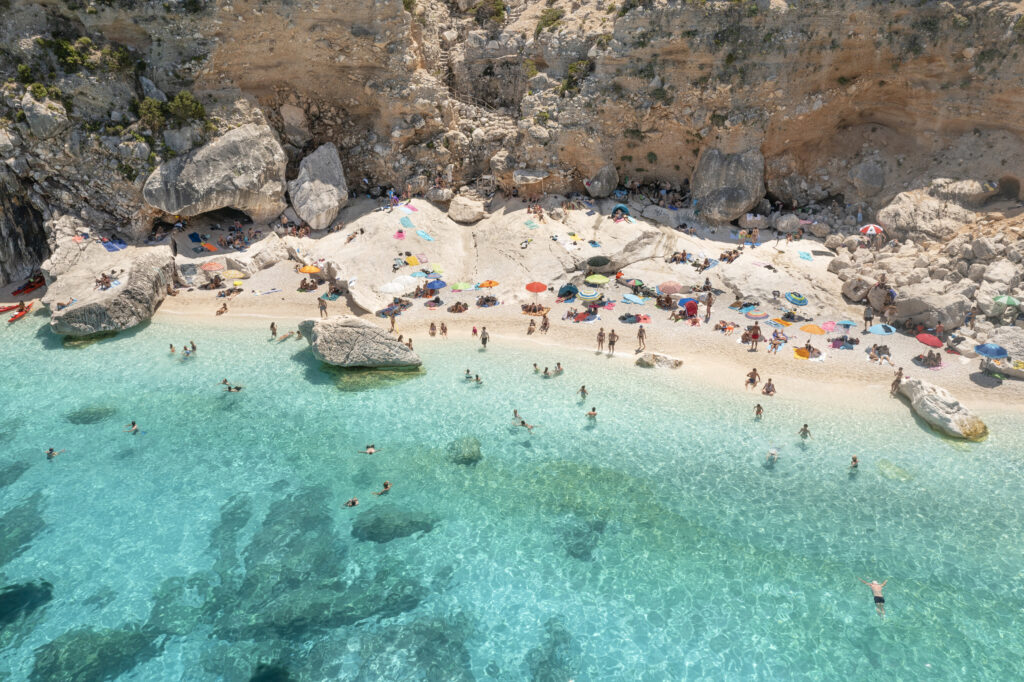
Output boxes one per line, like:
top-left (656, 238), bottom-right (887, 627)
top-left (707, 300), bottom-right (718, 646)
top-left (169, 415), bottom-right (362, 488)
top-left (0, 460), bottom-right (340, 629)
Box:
top-left (0, 313), bottom-right (1023, 680)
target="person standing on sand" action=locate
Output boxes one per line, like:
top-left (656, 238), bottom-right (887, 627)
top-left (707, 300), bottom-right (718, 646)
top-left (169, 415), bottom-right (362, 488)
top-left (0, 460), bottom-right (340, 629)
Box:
top-left (705, 292), bottom-right (714, 322)
top-left (859, 578), bottom-right (887, 618)
top-left (745, 368), bottom-right (760, 390)
top-left (440, 322), bottom-right (448, 338)
top-left (890, 367), bottom-right (904, 396)
top-left (389, 311), bottom-right (397, 333)
top-left (608, 329), bottom-right (618, 354)
top-left (750, 323), bottom-right (762, 351)
top-left (596, 328), bottom-right (605, 352)
top-left (318, 297), bottom-right (328, 318)
top-left (863, 304), bottom-right (874, 329)
top-left (270, 322), bottom-right (277, 339)
top-left (636, 325), bottom-right (647, 351)
top-left (480, 327), bottom-right (489, 348)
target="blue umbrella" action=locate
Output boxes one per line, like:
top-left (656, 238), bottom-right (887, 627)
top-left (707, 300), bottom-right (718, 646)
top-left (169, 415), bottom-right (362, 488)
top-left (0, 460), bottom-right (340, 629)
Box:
top-left (867, 324), bottom-right (895, 335)
top-left (975, 343), bottom-right (1008, 359)
top-left (410, 271), bottom-right (428, 278)
top-left (426, 273), bottom-right (441, 279)
top-left (678, 297), bottom-right (697, 308)
top-left (426, 279), bottom-right (447, 290)
top-left (836, 320), bottom-right (858, 327)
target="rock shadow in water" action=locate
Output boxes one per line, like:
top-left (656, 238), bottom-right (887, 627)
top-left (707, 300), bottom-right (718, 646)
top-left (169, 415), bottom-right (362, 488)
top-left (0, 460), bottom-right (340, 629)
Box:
top-left (64, 405), bottom-right (118, 425)
top-left (559, 516), bottom-right (608, 562)
top-left (350, 505), bottom-right (437, 544)
top-left (0, 580), bottom-right (53, 629)
top-left (0, 492), bottom-right (47, 568)
top-left (523, 617), bottom-right (582, 682)
top-left (351, 613), bottom-right (475, 682)
top-left (250, 663), bottom-right (293, 681)
top-left (0, 461), bottom-right (31, 489)
top-left (321, 364), bottom-right (424, 393)
top-left (447, 436), bottom-right (483, 466)
top-left (29, 623), bottom-right (162, 682)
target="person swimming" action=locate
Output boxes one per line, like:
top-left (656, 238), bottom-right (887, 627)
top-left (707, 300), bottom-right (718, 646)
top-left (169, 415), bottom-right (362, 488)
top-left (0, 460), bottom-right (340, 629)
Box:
top-left (766, 448), bottom-right (778, 465)
top-left (755, 404), bottom-right (763, 419)
top-left (124, 421), bottom-right (139, 434)
top-left (519, 420), bottom-right (535, 431)
top-left (586, 407), bottom-right (597, 419)
top-left (373, 481), bottom-right (392, 496)
top-left (474, 374), bottom-right (482, 384)
top-left (360, 445), bottom-right (376, 454)
top-left (46, 447), bottom-right (66, 461)
top-left (225, 385), bottom-right (243, 392)
top-left (344, 497), bottom-right (359, 507)
top-left (798, 424), bottom-right (811, 439)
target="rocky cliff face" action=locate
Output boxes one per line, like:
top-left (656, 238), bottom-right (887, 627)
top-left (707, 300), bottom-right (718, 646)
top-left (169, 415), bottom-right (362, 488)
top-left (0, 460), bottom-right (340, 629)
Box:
top-left (0, 169), bottom-right (48, 285)
top-left (1, 0), bottom-right (1023, 281)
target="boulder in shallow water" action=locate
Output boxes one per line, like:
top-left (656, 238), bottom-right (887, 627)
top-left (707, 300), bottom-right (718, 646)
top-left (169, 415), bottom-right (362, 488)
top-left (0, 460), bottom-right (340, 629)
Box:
top-left (142, 123), bottom-right (287, 223)
top-left (350, 505), bottom-right (435, 543)
top-left (448, 436), bottom-right (482, 466)
top-left (897, 377), bottom-right (987, 440)
top-left (635, 353), bottom-right (683, 369)
top-left (46, 247), bottom-right (175, 336)
top-left (30, 624), bottom-right (161, 682)
top-left (0, 580), bottom-right (53, 628)
top-left (298, 316), bottom-right (421, 368)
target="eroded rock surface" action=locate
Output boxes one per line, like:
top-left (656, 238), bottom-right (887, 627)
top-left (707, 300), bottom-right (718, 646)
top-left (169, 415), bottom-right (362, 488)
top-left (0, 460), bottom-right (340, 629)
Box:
top-left (298, 316), bottom-right (421, 368)
top-left (897, 377), bottom-right (987, 441)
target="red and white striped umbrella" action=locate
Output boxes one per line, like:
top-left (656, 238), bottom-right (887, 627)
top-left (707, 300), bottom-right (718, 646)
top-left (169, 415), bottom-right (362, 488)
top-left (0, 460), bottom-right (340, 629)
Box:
top-left (859, 224), bottom-right (884, 236)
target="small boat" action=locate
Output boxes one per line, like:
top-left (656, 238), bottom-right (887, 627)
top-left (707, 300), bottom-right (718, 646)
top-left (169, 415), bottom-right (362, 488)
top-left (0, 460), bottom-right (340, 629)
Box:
top-left (0, 303), bottom-right (21, 313)
top-left (12, 279), bottom-right (44, 296)
top-left (8, 302), bottom-right (33, 322)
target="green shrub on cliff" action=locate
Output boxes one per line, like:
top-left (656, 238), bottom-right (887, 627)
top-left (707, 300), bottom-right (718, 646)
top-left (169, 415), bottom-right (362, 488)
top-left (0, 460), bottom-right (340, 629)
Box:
top-left (167, 90), bottom-right (205, 124)
top-left (138, 97), bottom-right (166, 131)
top-left (536, 8), bottom-right (564, 37)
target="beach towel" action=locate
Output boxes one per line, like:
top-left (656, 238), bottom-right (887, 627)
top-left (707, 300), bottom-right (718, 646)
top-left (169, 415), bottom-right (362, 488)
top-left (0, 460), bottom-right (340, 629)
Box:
top-left (589, 240), bottom-right (601, 248)
top-left (738, 305), bottom-right (756, 314)
top-left (764, 320), bottom-right (783, 329)
top-left (798, 251), bottom-right (813, 261)
top-left (406, 203), bottom-right (418, 211)
top-left (703, 258), bottom-right (719, 271)
top-left (202, 243), bottom-right (218, 252)
top-left (398, 205), bottom-right (413, 214)
top-left (102, 242), bottom-right (119, 252)
top-left (416, 229), bottom-right (434, 242)
top-left (525, 220), bottom-right (540, 229)
top-left (522, 307), bottom-right (551, 317)
top-left (188, 232), bottom-right (202, 243)
top-left (573, 312), bottom-right (600, 323)
top-left (771, 318), bottom-right (792, 327)
top-left (72, 235), bottom-right (85, 243)
top-left (399, 216), bottom-right (415, 229)
top-left (416, 253), bottom-right (429, 264)
top-left (405, 255), bottom-right (420, 266)
top-left (585, 210), bottom-right (596, 216)
top-left (255, 288), bottom-right (281, 296)
top-left (320, 293), bottom-right (341, 301)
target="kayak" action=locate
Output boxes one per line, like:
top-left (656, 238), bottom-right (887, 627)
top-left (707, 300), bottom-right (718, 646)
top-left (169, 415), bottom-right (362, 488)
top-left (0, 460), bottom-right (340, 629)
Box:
top-left (12, 279), bottom-right (44, 296)
top-left (8, 302), bottom-right (33, 322)
top-left (0, 303), bottom-right (20, 313)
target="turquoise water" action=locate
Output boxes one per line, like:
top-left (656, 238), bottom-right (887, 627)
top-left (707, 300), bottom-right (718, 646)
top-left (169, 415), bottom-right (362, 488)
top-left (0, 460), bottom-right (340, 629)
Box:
top-left (1, 311), bottom-right (1023, 681)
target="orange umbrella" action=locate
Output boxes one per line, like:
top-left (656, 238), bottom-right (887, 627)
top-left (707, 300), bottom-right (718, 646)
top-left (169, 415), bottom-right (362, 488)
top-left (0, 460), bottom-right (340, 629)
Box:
top-left (800, 324), bottom-right (825, 335)
top-left (200, 261), bottom-right (224, 272)
top-left (479, 280), bottom-right (499, 288)
top-left (525, 282), bottom-right (546, 293)
top-left (299, 265), bottom-right (320, 274)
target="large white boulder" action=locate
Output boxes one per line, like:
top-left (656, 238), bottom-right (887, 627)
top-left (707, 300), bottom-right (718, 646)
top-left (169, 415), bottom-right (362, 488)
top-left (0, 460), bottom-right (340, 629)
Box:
top-left (297, 316), bottom-right (421, 368)
top-left (448, 195), bottom-right (486, 224)
top-left (585, 164), bottom-right (618, 198)
top-left (279, 103), bottom-right (311, 146)
top-left (287, 143), bottom-right (348, 230)
top-left (142, 123), bottom-right (288, 223)
top-left (223, 232), bottom-right (290, 276)
top-left (876, 191), bottom-right (972, 240)
top-left (45, 246), bottom-right (175, 336)
top-left (635, 352), bottom-right (683, 369)
top-left (886, 283), bottom-right (971, 329)
top-left (897, 377), bottom-right (987, 441)
top-left (691, 149), bottom-right (764, 224)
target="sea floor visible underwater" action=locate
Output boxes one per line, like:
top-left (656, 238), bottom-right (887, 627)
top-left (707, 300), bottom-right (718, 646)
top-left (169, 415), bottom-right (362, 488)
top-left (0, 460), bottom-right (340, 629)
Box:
top-left (1, 313), bottom-right (1023, 681)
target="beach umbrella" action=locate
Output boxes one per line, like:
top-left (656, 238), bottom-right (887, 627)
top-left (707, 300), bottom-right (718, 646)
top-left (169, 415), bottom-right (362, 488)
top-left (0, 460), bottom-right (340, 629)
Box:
top-left (974, 343), bottom-right (1009, 359)
top-left (623, 293), bottom-right (645, 304)
top-left (800, 324), bottom-right (825, 335)
top-left (916, 333), bottom-right (942, 347)
top-left (200, 261), bottom-right (224, 272)
top-left (431, 265), bottom-right (444, 273)
top-left (222, 269), bottom-right (246, 279)
top-left (451, 281), bottom-right (473, 291)
top-left (684, 300), bottom-right (698, 317)
top-left (425, 272), bottom-right (441, 279)
top-left (479, 280), bottom-right (499, 288)
top-left (557, 283), bottom-right (579, 298)
top-left (867, 323), bottom-right (896, 335)
top-left (587, 255), bottom-right (611, 267)
top-left (426, 279), bottom-right (447, 290)
top-left (621, 277), bottom-right (643, 287)
top-left (299, 265), bottom-right (320, 274)
top-left (785, 292), bottom-right (808, 306)
top-left (577, 288), bottom-right (600, 301)
top-left (585, 274), bottom-right (610, 285)
top-left (410, 271), bottom-right (428, 278)
top-left (746, 310), bottom-right (769, 320)
top-left (859, 224), bottom-right (884, 235)
top-left (993, 294), bottom-right (1020, 307)
top-left (837, 320), bottom-right (857, 328)
top-left (821, 321), bottom-right (837, 332)
top-left (678, 297), bottom-right (697, 308)
top-left (658, 280), bottom-right (683, 294)
top-left (525, 281), bottom-right (547, 293)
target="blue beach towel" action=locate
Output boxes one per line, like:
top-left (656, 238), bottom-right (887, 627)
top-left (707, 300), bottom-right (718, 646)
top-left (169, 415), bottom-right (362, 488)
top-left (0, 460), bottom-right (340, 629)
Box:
top-left (798, 251), bottom-right (813, 261)
top-left (400, 216), bottom-right (415, 229)
top-left (188, 232), bottom-right (202, 243)
top-left (416, 229), bottom-right (434, 242)
top-left (102, 242), bottom-right (119, 252)
top-left (585, 210), bottom-right (596, 216)
top-left (703, 258), bottom-right (719, 271)
top-left (525, 220), bottom-right (540, 229)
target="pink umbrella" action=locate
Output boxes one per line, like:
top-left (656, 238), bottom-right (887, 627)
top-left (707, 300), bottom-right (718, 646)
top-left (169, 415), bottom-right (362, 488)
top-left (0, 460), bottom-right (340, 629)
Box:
top-left (659, 280), bottom-right (683, 295)
top-left (200, 261), bottom-right (225, 272)
top-left (821, 321), bottom-right (837, 332)
top-left (859, 224), bottom-right (884, 236)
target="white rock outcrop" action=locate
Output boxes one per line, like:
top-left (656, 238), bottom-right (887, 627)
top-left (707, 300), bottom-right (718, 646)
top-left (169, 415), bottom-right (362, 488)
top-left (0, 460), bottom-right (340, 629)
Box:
top-left (585, 164), bottom-right (618, 198)
top-left (223, 232), bottom-right (290, 276)
top-left (691, 149), bottom-right (765, 224)
top-left (142, 123), bottom-right (288, 223)
top-left (298, 316), bottom-right (421, 368)
top-left (287, 143), bottom-right (349, 230)
top-left (635, 353), bottom-right (683, 369)
top-left (448, 195), bottom-right (486, 224)
top-left (45, 246), bottom-right (175, 336)
top-left (897, 377), bottom-right (987, 441)
top-left (21, 93), bottom-right (69, 139)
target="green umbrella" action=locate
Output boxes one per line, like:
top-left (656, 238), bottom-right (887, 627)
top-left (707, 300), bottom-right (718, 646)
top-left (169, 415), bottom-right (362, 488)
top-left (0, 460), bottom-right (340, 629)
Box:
top-left (994, 295), bottom-right (1020, 307)
top-left (585, 274), bottom-right (609, 285)
top-left (451, 282), bottom-right (474, 290)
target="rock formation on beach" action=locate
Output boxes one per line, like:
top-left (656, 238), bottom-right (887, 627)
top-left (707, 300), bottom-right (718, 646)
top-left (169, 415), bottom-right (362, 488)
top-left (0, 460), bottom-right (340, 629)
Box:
top-left (44, 246), bottom-right (174, 336)
top-left (897, 377), bottom-right (988, 441)
top-left (298, 316), bottom-right (422, 368)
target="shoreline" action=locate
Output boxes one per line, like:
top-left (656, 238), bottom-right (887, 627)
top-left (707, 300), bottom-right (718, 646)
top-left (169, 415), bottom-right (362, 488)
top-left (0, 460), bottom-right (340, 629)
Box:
top-left (148, 304), bottom-right (1024, 417)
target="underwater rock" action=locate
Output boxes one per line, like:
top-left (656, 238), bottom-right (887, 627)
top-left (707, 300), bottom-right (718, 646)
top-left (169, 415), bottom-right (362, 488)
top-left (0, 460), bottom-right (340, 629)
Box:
top-left (523, 617), bottom-right (582, 681)
top-left (0, 580), bottom-right (52, 629)
top-left (447, 436), bottom-right (483, 466)
top-left (561, 517), bottom-right (607, 561)
top-left (250, 663), bottom-right (293, 681)
top-left (64, 406), bottom-right (118, 425)
top-left (30, 623), bottom-right (162, 682)
top-left (0, 461), bottom-right (31, 489)
top-left (876, 459), bottom-right (913, 482)
top-left (352, 614), bottom-right (475, 682)
top-left (351, 505), bottom-right (436, 544)
top-left (0, 492), bottom-right (47, 567)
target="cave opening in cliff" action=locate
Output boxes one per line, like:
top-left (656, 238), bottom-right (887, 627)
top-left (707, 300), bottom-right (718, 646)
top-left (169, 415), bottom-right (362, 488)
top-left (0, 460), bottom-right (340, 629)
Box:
top-left (995, 176), bottom-right (1020, 202)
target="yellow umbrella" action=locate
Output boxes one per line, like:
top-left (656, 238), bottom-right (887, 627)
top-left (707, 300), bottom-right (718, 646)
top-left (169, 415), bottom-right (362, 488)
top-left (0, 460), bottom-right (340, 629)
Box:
top-left (585, 274), bottom-right (610, 285)
top-left (800, 324), bottom-right (825, 335)
top-left (299, 265), bottom-right (320, 274)
top-left (479, 280), bottom-right (499, 288)
top-left (222, 269), bottom-right (247, 279)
